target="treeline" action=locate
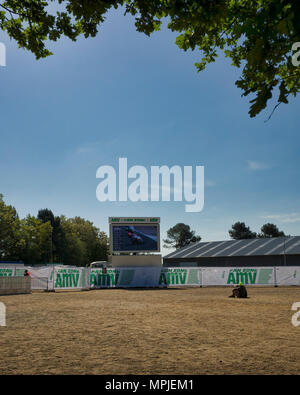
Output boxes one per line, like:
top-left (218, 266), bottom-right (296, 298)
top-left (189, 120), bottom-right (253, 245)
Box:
top-left (229, 222), bottom-right (287, 239)
top-left (163, 221), bottom-right (288, 250)
top-left (0, 194), bottom-right (109, 266)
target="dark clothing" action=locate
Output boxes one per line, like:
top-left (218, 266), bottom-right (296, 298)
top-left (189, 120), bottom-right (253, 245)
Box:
top-left (229, 285), bottom-right (248, 298)
top-left (239, 285), bottom-right (247, 298)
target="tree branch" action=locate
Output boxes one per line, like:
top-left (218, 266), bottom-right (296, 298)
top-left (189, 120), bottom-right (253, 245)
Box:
top-left (264, 101), bottom-right (282, 122)
top-left (0, 3), bottom-right (21, 16)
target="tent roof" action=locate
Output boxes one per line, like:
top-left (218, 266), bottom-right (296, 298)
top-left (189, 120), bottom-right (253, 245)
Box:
top-left (164, 236), bottom-right (300, 259)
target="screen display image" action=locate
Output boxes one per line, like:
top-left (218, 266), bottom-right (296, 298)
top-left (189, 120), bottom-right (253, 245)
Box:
top-left (112, 225), bottom-right (159, 252)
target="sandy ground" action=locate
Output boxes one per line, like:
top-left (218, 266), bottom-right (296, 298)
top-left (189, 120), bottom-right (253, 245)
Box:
top-left (1, 286), bottom-right (300, 375)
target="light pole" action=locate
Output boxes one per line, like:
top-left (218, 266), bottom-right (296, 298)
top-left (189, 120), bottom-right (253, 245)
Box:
top-left (283, 236), bottom-right (287, 266)
top-left (50, 230), bottom-right (53, 263)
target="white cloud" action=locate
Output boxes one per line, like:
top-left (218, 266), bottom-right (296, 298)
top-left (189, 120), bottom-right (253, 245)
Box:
top-left (247, 160), bottom-right (270, 170)
top-left (260, 213), bottom-right (300, 223)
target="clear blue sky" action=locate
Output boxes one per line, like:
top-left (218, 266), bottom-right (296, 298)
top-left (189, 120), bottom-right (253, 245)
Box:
top-left (0, 7), bottom-right (299, 256)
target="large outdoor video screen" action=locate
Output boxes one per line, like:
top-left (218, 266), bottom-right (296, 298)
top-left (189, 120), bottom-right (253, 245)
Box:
top-left (111, 225), bottom-right (159, 252)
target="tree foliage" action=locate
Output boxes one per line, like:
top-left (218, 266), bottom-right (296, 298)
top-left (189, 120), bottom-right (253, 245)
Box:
top-left (229, 221), bottom-right (257, 239)
top-left (0, 194), bottom-right (109, 265)
top-left (19, 214), bottom-right (53, 264)
top-left (259, 222), bottom-right (285, 238)
top-left (164, 222), bottom-right (201, 249)
top-left (60, 216), bottom-right (109, 266)
top-left (0, 193), bottom-right (23, 260)
top-left (0, 1), bottom-right (299, 117)
top-left (38, 208), bottom-right (66, 262)
top-left (229, 221), bottom-right (286, 239)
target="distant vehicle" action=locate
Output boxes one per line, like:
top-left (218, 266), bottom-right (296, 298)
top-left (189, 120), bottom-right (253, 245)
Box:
top-left (90, 261), bottom-right (108, 268)
top-left (125, 226), bottom-right (135, 232)
top-left (131, 234), bottom-right (143, 244)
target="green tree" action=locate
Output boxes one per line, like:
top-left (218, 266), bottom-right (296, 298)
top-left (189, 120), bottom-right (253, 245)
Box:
top-left (94, 231), bottom-right (110, 261)
top-left (18, 215), bottom-right (53, 264)
top-left (60, 216), bottom-right (109, 266)
top-left (259, 223), bottom-right (285, 238)
top-left (37, 208), bottom-right (66, 262)
top-left (229, 221), bottom-right (257, 239)
top-left (0, 1), bottom-right (299, 117)
top-left (59, 215), bottom-right (86, 266)
top-left (164, 223), bottom-right (201, 249)
top-left (0, 194), bottom-right (109, 265)
top-left (0, 194), bottom-right (24, 260)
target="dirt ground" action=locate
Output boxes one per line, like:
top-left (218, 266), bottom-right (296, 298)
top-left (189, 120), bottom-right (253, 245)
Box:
top-left (1, 286), bottom-right (300, 375)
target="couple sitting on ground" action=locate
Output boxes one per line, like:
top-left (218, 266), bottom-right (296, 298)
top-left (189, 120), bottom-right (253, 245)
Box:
top-left (229, 282), bottom-right (248, 298)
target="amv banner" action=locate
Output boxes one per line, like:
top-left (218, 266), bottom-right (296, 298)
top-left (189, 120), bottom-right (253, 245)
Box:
top-left (202, 267), bottom-right (275, 286)
top-left (54, 267), bottom-right (89, 289)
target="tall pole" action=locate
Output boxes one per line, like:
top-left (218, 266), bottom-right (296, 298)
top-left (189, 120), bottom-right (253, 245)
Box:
top-left (50, 230), bottom-right (53, 263)
top-left (283, 236), bottom-right (286, 266)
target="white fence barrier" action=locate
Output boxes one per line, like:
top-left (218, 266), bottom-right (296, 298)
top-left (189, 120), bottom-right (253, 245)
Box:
top-left (31, 277), bottom-right (49, 291)
top-left (275, 267), bottom-right (300, 286)
top-left (52, 266), bottom-right (90, 290)
top-left (0, 266), bottom-right (25, 277)
top-left (201, 267), bottom-right (275, 286)
top-left (90, 266), bottom-right (280, 288)
top-left (89, 266), bottom-right (300, 288)
top-left (2, 265), bottom-right (300, 289)
top-left (0, 277), bottom-right (31, 295)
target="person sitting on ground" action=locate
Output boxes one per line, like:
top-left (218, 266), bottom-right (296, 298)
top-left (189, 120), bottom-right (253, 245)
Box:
top-left (24, 269), bottom-right (31, 277)
top-left (229, 282), bottom-right (248, 298)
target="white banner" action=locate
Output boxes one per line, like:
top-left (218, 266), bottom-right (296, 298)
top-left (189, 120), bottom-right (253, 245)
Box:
top-left (202, 267), bottom-right (275, 286)
top-left (90, 268), bottom-right (119, 288)
top-left (23, 266), bottom-right (54, 290)
top-left (275, 266), bottom-right (300, 286)
top-left (159, 268), bottom-right (201, 287)
top-left (90, 267), bottom-right (201, 288)
top-left (0, 267), bottom-right (16, 277)
top-left (0, 265), bottom-right (24, 277)
top-left (53, 266), bottom-right (90, 290)
top-left (3, 264), bottom-right (300, 289)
